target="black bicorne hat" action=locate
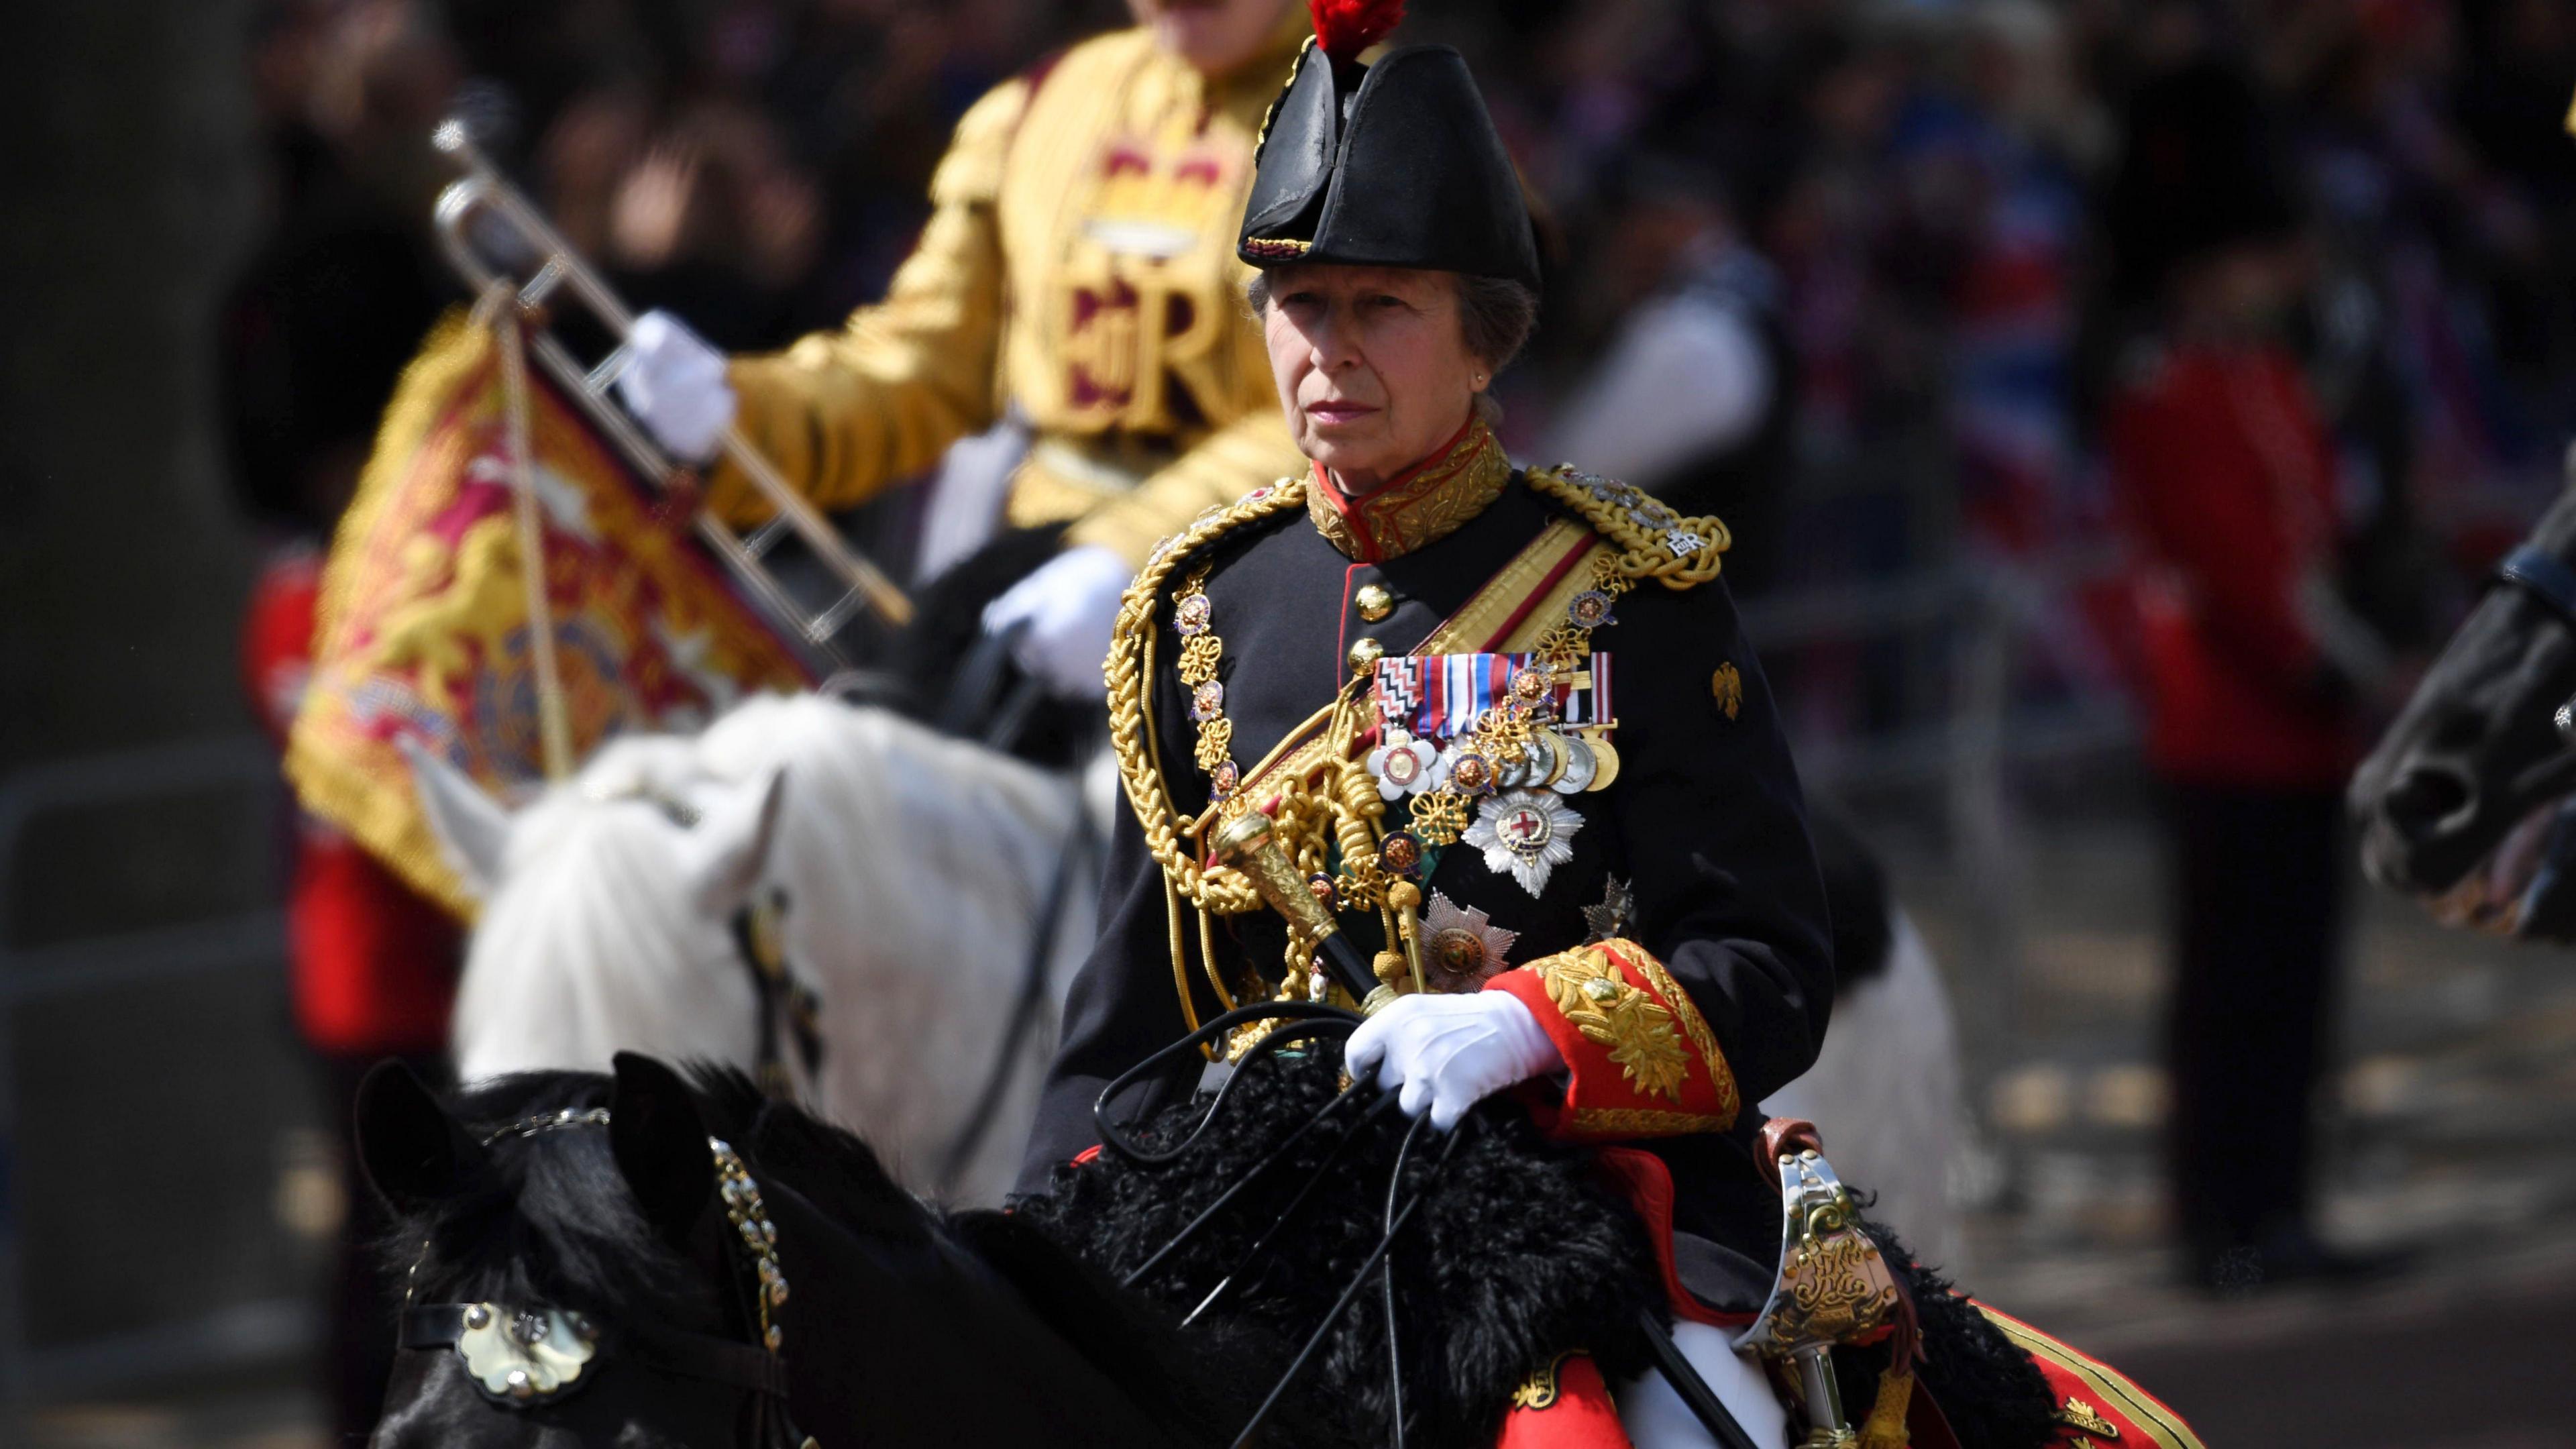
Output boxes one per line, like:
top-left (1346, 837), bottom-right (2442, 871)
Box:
top-left (1237, 28), bottom-right (1540, 290)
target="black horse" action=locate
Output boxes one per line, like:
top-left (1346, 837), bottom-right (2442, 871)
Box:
top-left (358, 1036), bottom-right (2065, 1449)
top-left (358, 1053), bottom-right (1279, 1448)
top-left (2351, 450), bottom-right (2576, 937)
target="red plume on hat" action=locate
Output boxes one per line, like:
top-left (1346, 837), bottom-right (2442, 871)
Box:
top-left (1307, 0), bottom-right (1404, 65)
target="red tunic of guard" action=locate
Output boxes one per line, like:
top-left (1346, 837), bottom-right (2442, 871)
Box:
top-left (2110, 342), bottom-right (2359, 790)
top-left (242, 545), bottom-right (459, 1057)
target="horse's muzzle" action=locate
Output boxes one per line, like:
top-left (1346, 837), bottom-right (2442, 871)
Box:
top-left (2356, 756), bottom-right (2487, 896)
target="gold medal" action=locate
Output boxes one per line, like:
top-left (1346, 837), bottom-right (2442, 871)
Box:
top-left (1577, 724), bottom-right (1619, 792)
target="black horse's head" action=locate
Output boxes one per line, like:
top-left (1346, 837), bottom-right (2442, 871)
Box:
top-left (2353, 466), bottom-right (2576, 932)
top-left (360, 1056), bottom-right (835, 1448)
top-left (359, 1054), bottom-right (1246, 1448)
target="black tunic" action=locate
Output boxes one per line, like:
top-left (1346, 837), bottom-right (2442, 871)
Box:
top-left (1015, 472), bottom-right (1834, 1311)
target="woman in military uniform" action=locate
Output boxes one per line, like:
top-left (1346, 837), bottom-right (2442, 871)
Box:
top-left (1017, 8), bottom-right (1834, 1442)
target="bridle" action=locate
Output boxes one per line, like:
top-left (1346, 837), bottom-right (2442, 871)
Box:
top-left (395, 1107), bottom-right (814, 1448)
top-left (728, 894), bottom-right (824, 1101)
top-left (2488, 545), bottom-right (2576, 746)
top-left (721, 824), bottom-right (1087, 1197)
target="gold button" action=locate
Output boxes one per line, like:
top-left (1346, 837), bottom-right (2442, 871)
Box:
top-left (1354, 582), bottom-right (1395, 623)
top-left (1346, 637), bottom-right (1386, 674)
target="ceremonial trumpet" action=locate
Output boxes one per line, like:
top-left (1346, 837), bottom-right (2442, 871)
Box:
top-left (427, 118), bottom-right (913, 657)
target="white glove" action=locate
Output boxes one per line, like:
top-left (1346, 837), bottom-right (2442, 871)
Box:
top-left (616, 310), bottom-right (736, 464)
top-left (980, 544), bottom-right (1134, 700)
top-left (1344, 990), bottom-right (1562, 1131)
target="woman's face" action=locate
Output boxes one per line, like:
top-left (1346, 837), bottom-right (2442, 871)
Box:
top-left (1261, 264), bottom-right (1487, 492)
top-left (1126, 0), bottom-right (1295, 76)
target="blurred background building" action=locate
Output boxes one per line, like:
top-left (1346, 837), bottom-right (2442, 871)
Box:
top-left (4, 0), bottom-right (2575, 1442)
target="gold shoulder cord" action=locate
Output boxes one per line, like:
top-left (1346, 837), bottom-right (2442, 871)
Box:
top-left (1108, 481), bottom-right (1307, 1045)
top-left (1523, 464), bottom-right (1729, 589)
top-left (1108, 476), bottom-right (1428, 1045)
top-left (1106, 480), bottom-right (1307, 912)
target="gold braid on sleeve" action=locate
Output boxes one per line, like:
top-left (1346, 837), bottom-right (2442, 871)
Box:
top-left (1102, 479), bottom-right (1311, 917)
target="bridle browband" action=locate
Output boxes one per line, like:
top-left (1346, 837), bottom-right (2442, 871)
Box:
top-left (396, 1106), bottom-right (811, 1447)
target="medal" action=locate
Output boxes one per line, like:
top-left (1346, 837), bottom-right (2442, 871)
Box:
top-left (1366, 727), bottom-right (1441, 800)
top-left (1582, 875), bottom-right (1635, 943)
top-left (1462, 788), bottom-right (1582, 896)
top-left (1419, 890), bottom-right (1519, 991)
top-left (1576, 725), bottom-right (1619, 792)
top-left (1448, 750), bottom-right (1497, 796)
top-left (1379, 829), bottom-right (1424, 877)
top-left (1551, 733), bottom-right (1597, 794)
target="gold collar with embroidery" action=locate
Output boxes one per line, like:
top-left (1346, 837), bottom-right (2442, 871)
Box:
top-left (1305, 418), bottom-right (1513, 563)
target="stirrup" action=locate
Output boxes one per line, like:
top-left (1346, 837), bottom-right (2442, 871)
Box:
top-left (1732, 1119), bottom-right (1906, 1448)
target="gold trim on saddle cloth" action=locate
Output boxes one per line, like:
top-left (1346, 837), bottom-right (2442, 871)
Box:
top-left (1978, 1306), bottom-right (2206, 1449)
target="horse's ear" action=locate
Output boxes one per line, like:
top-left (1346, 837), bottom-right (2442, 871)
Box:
top-left (402, 735), bottom-right (511, 900)
top-left (610, 1052), bottom-right (716, 1245)
top-left (678, 765), bottom-right (786, 918)
top-left (356, 1060), bottom-right (489, 1213)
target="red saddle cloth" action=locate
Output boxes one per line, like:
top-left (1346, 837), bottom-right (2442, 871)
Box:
top-left (1971, 1305), bottom-right (2207, 1449)
top-left (1493, 1150), bottom-right (2206, 1449)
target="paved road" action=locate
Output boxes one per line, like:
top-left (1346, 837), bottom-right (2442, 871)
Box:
top-left (2068, 1248), bottom-right (2576, 1447)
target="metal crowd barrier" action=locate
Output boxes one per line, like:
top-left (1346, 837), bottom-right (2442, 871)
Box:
top-left (0, 735), bottom-right (309, 1411)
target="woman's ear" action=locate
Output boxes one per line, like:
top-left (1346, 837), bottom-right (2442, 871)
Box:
top-left (609, 1052), bottom-right (717, 1246)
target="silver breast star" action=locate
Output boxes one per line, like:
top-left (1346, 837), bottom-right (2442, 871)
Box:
top-left (1582, 876), bottom-right (1636, 943)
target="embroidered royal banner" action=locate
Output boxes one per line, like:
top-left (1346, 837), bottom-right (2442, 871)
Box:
top-left (285, 311), bottom-right (813, 917)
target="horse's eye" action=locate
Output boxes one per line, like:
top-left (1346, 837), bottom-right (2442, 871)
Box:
top-left (658, 798), bottom-right (702, 828)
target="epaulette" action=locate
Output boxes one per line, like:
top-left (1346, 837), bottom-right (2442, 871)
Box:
top-left (1523, 464), bottom-right (1729, 590)
top-left (1102, 478), bottom-right (1309, 915)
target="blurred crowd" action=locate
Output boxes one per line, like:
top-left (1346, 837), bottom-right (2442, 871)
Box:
top-left (225, 0), bottom-right (2576, 712)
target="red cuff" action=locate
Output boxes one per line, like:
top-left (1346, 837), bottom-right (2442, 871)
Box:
top-left (1494, 1352), bottom-right (1630, 1449)
top-left (1485, 939), bottom-right (1739, 1142)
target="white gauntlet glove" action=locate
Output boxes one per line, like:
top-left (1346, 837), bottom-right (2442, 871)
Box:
top-left (1343, 990), bottom-right (1562, 1131)
top-left (616, 310), bottom-right (736, 464)
top-left (979, 544), bottom-right (1135, 700)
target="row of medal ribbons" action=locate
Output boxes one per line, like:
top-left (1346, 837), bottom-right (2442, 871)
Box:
top-left (1371, 651), bottom-right (1613, 741)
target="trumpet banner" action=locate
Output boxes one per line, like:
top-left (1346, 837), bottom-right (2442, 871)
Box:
top-left (286, 310), bottom-right (813, 916)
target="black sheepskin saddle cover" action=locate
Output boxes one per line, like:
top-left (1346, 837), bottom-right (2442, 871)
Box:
top-left (1017, 1044), bottom-right (1662, 1449)
top-left (1019, 1044), bottom-right (2061, 1449)
top-left (1844, 1224), bottom-right (2061, 1449)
